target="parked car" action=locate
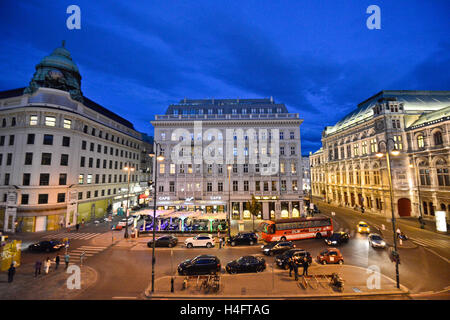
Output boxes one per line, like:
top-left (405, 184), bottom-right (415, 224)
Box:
top-left (147, 235), bottom-right (178, 248)
top-left (28, 240), bottom-right (64, 252)
top-left (261, 241), bottom-right (295, 256)
top-left (226, 256), bottom-right (266, 274)
top-left (325, 232), bottom-right (350, 246)
top-left (185, 234), bottom-right (215, 248)
top-left (368, 233), bottom-right (387, 248)
top-left (357, 221), bottom-right (370, 233)
top-left (227, 232), bottom-right (258, 246)
top-left (275, 249), bottom-right (312, 269)
top-left (177, 255), bottom-right (221, 275)
top-left (317, 248), bottom-right (344, 265)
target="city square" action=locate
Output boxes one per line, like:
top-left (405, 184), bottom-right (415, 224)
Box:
top-left (0, 0), bottom-right (448, 313)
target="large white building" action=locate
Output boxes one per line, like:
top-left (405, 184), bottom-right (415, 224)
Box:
top-left (0, 43), bottom-right (145, 232)
top-left (310, 90), bottom-right (450, 221)
top-left (151, 98), bottom-right (305, 229)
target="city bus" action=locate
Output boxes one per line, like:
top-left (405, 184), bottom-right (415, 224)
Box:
top-left (260, 216), bottom-right (333, 242)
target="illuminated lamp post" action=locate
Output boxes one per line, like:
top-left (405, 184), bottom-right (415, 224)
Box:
top-left (123, 166), bottom-right (135, 239)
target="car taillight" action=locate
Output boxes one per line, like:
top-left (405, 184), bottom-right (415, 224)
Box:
top-left (217, 264), bottom-right (221, 268)
top-left (293, 245), bottom-right (296, 247)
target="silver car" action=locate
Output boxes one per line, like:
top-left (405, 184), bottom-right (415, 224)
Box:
top-left (368, 233), bottom-right (386, 248)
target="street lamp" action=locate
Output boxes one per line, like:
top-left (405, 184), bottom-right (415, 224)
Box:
top-left (376, 138), bottom-right (400, 289)
top-left (123, 166), bottom-right (135, 239)
top-left (149, 143), bottom-right (165, 293)
top-left (227, 165), bottom-right (232, 239)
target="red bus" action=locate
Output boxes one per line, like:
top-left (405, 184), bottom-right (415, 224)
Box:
top-left (260, 216), bottom-right (333, 242)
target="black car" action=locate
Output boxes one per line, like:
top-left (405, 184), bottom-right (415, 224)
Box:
top-left (226, 256), bottom-right (266, 274)
top-left (28, 240), bottom-right (64, 252)
top-left (177, 255), bottom-right (221, 275)
top-left (261, 241), bottom-right (295, 256)
top-left (324, 232), bottom-right (350, 246)
top-left (227, 232), bottom-right (258, 246)
top-left (147, 235), bottom-right (178, 248)
top-left (275, 249), bottom-right (312, 269)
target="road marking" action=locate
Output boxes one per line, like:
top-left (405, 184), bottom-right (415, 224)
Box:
top-left (42, 232), bottom-right (102, 240)
top-left (411, 237), bottom-right (449, 249)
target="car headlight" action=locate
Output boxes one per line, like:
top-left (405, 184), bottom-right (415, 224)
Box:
top-left (380, 241), bottom-right (386, 246)
top-left (264, 248), bottom-right (269, 251)
top-left (331, 241), bottom-right (337, 244)
top-left (261, 245), bottom-right (264, 248)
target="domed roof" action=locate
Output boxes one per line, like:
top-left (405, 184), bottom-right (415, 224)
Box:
top-left (36, 43), bottom-right (80, 74)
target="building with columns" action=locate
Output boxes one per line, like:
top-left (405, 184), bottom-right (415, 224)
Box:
top-left (310, 90), bottom-right (450, 221)
top-left (151, 98), bottom-right (304, 227)
top-left (0, 43), bottom-right (144, 232)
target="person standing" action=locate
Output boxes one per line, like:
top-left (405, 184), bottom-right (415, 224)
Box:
top-left (288, 257), bottom-right (294, 277)
top-left (76, 223), bottom-right (80, 232)
top-left (292, 256), bottom-right (299, 281)
top-left (44, 257), bottom-right (51, 274)
top-left (64, 254), bottom-right (70, 269)
top-left (35, 260), bottom-right (42, 277)
top-left (302, 257), bottom-right (309, 276)
top-left (8, 262), bottom-right (16, 283)
top-left (55, 255), bottom-right (60, 270)
top-left (396, 228), bottom-right (401, 239)
top-left (219, 237), bottom-right (223, 249)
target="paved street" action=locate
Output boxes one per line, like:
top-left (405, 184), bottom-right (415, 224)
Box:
top-left (1, 207), bottom-right (449, 300)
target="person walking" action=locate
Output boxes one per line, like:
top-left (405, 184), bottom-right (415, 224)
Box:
top-left (34, 260), bottom-right (42, 277)
top-left (8, 262), bottom-right (16, 283)
top-left (288, 257), bottom-right (294, 277)
top-left (64, 253), bottom-right (70, 269)
top-left (219, 237), bottom-right (223, 249)
top-left (44, 257), bottom-right (51, 274)
top-left (76, 223), bottom-right (80, 232)
top-left (302, 257), bottom-right (309, 276)
top-left (55, 255), bottom-right (60, 270)
top-left (292, 256), bottom-right (299, 281)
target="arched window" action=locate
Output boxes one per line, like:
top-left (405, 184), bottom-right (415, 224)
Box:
top-left (434, 131), bottom-right (443, 145)
top-left (436, 158), bottom-right (449, 186)
top-left (419, 161), bottom-right (431, 186)
top-left (417, 135), bottom-right (425, 148)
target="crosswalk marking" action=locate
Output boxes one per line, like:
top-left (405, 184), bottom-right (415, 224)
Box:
top-left (42, 232), bottom-right (101, 240)
top-left (49, 245), bottom-right (107, 264)
top-left (411, 238), bottom-right (449, 249)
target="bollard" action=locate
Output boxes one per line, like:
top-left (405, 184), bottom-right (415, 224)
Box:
top-left (171, 277), bottom-right (174, 293)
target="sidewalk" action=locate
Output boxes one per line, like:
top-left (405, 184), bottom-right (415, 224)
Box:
top-left (0, 262), bottom-right (97, 300)
top-left (144, 264), bottom-right (408, 299)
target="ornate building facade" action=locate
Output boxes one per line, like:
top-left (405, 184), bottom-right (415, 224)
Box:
top-left (0, 43), bottom-right (145, 232)
top-left (311, 90), bottom-right (450, 221)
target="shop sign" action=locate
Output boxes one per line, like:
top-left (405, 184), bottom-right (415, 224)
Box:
top-left (159, 196), bottom-right (170, 201)
top-left (210, 196), bottom-right (221, 200)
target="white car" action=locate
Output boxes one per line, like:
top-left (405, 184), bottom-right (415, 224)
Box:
top-left (368, 233), bottom-right (386, 248)
top-left (185, 235), bottom-right (215, 248)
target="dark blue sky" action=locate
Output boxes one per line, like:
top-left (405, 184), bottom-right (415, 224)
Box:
top-left (1, 1), bottom-right (449, 154)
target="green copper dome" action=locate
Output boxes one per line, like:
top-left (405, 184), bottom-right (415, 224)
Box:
top-left (24, 41), bottom-right (83, 102)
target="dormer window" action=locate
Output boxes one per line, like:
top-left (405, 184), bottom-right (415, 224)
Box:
top-left (232, 109), bottom-right (237, 114)
top-left (173, 109), bottom-right (178, 115)
top-left (242, 109), bottom-right (247, 114)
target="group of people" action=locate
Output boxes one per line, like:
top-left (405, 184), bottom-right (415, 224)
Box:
top-left (64, 219), bottom-right (85, 232)
top-left (218, 235), bottom-right (226, 249)
top-left (34, 254), bottom-right (70, 277)
top-left (288, 256), bottom-right (309, 281)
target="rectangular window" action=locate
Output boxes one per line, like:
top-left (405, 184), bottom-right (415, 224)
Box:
top-left (59, 173), bottom-right (67, 185)
top-left (60, 154), bottom-right (69, 166)
top-left (63, 119), bottom-right (71, 129)
top-left (21, 194), bottom-right (29, 205)
top-left (281, 180), bottom-right (286, 191)
top-left (30, 115), bottom-right (38, 125)
top-left (271, 181), bottom-right (277, 191)
top-left (90, 143), bottom-right (94, 152)
top-left (39, 173), bottom-right (50, 186)
top-left (80, 156), bottom-right (85, 167)
top-left (87, 174), bottom-right (92, 184)
top-left (290, 132), bottom-right (295, 139)
top-left (23, 173), bottom-right (31, 186)
top-left (38, 194), bottom-right (48, 204)
top-left (244, 181), bottom-right (249, 191)
top-left (353, 144), bottom-right (359, 156)
top-left (27, 134), bottom-right (35, 144)
top-left (218, 182), bottom-right (223, 192)
top-left (292, 180), bottom-right (297, 191)
top-left (4, 173), bottom-right (10, 185)
top-left (43, 134), bottom-right (53, 145)
top-left (233, 181), bottom-right (238, 192)
top-left (41, 153), bottom-right (52, 165)
top-left (57, 193), bottom-right (66, 203)
top-left (6, 153), bottom-right (12, 165)
top-left (79, 174), bottom-right (84, 184)
top-left (62, 136), bottom-right (70, 147)
top-left (264, 182), bottom-right (269, 191)
top-left (45, 116), bottom-right (56, 126)
top-left (394, 135), bottom-right (403, 150)
top-left (0, 136), bottom-right (4, 146)
top-left (25, 152), bottom-right (33, 165)
top-left (9, 135), bottom-right (14, 145)
top-left (170, 181), bottom-right (175, 192)
top-left (255, 181), bottom-right (260, 191)
top-left (78, 192), bottom-right (83, 200)
top-left (207, 182), bottom-right (213, 192)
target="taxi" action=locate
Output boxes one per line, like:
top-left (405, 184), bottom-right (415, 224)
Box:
top-left (317, 248), bottom-right (344, 265)
top-left (357, 221), bottom-right (370, 234)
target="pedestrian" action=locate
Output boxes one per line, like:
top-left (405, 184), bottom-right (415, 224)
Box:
top-left (76, 223), bottom-right (80, 232)
top-left (64, 254), bottom-right (70, 269)
top-left (396, 228), bottom-right (401, 239)
top-left (44, 257), bottom-right (51, 274)
top-left (222, 237), bottom-right (226, 247)
top-left (8, 262), bottom-right (16, 283)
top-left (67, 222), bottom-right (71, 232)
top-left (34, 260), bottom-right (42, 277)
top-left (55, 255), bottom-right (60, 270)
top-left (219, 237), bottom-right (223, 249)
top-left (302, 257), bottom-right (309, 276)
top-left (81, 218), bottom-right (85, 227)
top-left (288, 257), bottom-right (294, 277)
top-left (292, 257), bottom-right (299, 281)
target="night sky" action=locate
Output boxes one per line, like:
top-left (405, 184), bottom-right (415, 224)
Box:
top-left (1, 1), bottom-right (449, 154)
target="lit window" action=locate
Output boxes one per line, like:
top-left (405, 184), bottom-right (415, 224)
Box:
top-left (78, 174), bottom-right (84, 184)
top-left (45, 116), bottom-right (56, 126)
top-left (170, 163), bottom-right (175, 174)
top-left (87, 174), bottom-right (92, 184)
top-left (417, 135), bottom-right (424, 148)
top-left (63, 119), bottom-right (72, 129)
top-left (29, 115), bottom-right (38, 125)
